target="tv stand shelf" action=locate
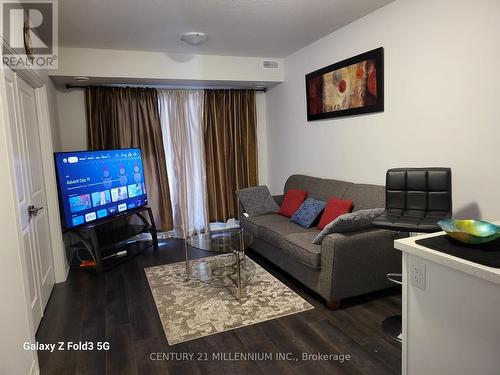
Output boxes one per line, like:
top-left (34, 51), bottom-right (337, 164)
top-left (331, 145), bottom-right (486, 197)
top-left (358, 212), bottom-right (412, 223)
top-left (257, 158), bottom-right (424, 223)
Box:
top-left (65, 206), bottom-right (158, 274)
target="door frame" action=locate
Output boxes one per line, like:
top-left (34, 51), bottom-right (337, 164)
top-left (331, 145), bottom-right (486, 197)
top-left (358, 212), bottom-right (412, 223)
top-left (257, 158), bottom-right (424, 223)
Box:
top-left (1, 37), bottom-right (68, 284)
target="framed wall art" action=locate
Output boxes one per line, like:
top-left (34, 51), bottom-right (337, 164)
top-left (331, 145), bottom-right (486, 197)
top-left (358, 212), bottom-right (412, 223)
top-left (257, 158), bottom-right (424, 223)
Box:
top-left (306, 47), bottom-right (384, 121)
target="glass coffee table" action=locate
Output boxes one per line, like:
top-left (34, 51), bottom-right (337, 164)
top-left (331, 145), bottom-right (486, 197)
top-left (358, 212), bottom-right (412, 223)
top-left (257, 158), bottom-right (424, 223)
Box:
top-left (185, 229), bottom-right (255, 299)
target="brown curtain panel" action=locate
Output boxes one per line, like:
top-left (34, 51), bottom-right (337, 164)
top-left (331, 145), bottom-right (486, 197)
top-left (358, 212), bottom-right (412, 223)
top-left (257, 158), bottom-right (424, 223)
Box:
top-left (85, 87), bottom-right (173, 231)
top-left (203, 89), bottom-right (258, 222)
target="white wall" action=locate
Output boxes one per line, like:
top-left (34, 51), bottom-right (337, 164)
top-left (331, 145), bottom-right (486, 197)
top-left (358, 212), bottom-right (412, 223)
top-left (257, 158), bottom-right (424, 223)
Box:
top-left (266, 0), bottom-right (500, 220)
top-left (45, 78), bottom-right (62, 150)
top-left (55, 88), bottom-right (87, 151)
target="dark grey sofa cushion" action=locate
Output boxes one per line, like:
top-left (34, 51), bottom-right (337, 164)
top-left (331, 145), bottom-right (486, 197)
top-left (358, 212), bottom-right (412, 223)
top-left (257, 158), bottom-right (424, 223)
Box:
top-left (284, 175), bottom-right (319, 195)
top-left (313, 208), bottom-right (385, 244)
top-left (283, 232), bottom-right (322, 268)
top-left (284, 174), bottom-right (352, 201)
top-left (236, 186), bottom-right (280, 217)
top-left (240, 214), bottom-right (288, 237)
top-left (312, 178), bottom-right (352, 201)
top-left (259, 220), bottom-right (317, 249)
top-left (343, 183), bottom-right (385, 211)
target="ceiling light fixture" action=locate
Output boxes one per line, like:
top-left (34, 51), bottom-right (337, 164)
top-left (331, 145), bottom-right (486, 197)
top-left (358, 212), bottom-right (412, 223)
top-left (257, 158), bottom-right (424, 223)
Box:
top-left (181, 32), bottom-right (208, 46)
top-left (74, 76), bottom-right (89, 82)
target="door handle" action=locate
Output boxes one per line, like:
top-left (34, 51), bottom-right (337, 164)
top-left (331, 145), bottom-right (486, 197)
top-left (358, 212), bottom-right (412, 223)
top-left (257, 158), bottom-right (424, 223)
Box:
top-left (28, 205), bottom-right (44, 217)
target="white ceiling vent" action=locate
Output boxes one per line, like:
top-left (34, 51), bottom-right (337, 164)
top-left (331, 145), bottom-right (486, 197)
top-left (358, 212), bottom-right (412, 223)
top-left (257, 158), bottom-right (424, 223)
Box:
top-left (262, 60), bottom-right (279, 69)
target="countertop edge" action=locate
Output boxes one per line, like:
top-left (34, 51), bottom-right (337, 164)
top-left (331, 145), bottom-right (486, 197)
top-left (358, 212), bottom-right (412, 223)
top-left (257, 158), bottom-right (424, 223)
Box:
top-left (395, 232), bottom-right (500, 285)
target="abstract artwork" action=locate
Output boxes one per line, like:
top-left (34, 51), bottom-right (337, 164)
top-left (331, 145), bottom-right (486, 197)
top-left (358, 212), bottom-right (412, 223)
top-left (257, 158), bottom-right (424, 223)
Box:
top-left (306, 47), bottom-right (384, 121)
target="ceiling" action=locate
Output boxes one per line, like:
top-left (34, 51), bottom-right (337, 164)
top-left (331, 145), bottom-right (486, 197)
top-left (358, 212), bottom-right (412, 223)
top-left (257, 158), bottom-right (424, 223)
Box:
top-left (59, 0), bottom-right (393, 58)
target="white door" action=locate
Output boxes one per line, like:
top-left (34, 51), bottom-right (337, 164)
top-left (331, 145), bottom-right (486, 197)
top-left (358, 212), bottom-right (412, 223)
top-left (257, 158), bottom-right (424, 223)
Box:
top-left (3, 68), bottom-right (55, 330)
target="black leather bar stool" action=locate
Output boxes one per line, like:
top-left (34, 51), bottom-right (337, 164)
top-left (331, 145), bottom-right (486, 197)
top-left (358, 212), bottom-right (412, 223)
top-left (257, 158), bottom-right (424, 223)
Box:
top-left (373, 167), bottom-right (452, 343)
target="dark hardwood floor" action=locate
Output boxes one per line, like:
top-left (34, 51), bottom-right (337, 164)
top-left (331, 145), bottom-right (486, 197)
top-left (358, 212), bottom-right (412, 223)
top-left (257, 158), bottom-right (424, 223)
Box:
top-left (36, 239), bottom-right (401, 375)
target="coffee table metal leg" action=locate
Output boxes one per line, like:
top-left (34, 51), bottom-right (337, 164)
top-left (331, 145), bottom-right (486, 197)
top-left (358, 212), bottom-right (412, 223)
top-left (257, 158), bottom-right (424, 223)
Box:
top-left (184, 239), bottom-right (190, 281)
top-left (236, 252), bottom-right (242, 299)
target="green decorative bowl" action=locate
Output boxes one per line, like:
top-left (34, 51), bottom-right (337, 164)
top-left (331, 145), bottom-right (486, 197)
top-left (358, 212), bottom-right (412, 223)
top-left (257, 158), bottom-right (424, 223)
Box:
top-left (438, 219), bottom-right (500, 244)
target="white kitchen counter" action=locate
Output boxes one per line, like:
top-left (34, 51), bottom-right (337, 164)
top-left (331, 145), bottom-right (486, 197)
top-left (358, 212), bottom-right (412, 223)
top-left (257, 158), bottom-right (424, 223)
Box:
top-left (394, 230), bottom-right (500, 375)
top-left (395, 231), bottom-right (500, 285)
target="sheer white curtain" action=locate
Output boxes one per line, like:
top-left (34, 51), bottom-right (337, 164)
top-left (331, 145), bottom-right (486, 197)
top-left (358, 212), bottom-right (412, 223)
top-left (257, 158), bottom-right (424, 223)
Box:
top-left (158, 90), bottom-right (208, 238)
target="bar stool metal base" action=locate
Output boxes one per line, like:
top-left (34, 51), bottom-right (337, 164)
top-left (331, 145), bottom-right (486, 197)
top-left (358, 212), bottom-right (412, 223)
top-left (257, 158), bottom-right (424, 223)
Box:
top-left (381, 315), bottom-right (402, 343)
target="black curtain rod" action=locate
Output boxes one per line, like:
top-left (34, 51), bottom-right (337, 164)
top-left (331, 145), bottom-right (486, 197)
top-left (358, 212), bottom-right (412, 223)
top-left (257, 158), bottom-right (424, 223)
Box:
top-left (65, 84), bottom-right (267, 93)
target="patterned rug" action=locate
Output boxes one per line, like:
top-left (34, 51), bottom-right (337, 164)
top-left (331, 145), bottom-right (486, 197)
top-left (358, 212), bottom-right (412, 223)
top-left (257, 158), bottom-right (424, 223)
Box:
top-left (145, 256), bottom-right (314, 345)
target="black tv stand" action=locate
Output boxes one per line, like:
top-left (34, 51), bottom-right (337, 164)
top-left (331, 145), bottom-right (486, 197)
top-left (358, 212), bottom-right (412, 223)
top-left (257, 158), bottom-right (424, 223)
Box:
top-left (66, 206), bottom-right (158, 275)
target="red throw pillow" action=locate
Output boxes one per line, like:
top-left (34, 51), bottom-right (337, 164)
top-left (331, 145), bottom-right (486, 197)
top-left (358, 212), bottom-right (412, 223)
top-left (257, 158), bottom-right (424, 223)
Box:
top-left (279, 189), bottom-right (307, 217)
top-left (317, 197), bottom-right (353, 229)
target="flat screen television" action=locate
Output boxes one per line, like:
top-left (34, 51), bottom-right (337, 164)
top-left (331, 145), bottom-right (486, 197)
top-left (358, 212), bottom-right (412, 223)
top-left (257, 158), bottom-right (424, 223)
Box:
top-left (54, 148), bottom-right (148, 229)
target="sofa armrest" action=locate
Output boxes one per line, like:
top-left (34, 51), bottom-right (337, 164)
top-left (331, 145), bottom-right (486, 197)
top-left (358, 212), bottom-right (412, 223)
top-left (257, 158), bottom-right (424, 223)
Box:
top-left (320, 228), bottom-right (403, 301)
top-left (238, 201), bottom-right (246, 220)
top-left (273, 194), bottom-right (284, 206)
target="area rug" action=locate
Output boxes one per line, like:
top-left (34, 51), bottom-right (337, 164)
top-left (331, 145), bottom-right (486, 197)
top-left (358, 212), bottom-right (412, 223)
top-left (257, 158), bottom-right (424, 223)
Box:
top-left (145, 257), bottom-right (314, 345)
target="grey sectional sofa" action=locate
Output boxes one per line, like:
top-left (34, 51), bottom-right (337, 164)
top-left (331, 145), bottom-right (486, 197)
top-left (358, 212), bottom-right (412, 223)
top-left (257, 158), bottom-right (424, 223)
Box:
top-left (239, 174), bottom-right (402, 309)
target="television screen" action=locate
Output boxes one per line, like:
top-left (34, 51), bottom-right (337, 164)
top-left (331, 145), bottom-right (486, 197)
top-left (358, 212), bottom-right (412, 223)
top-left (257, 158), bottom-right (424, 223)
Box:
top-left (54, 148), bottom-right (148, 229)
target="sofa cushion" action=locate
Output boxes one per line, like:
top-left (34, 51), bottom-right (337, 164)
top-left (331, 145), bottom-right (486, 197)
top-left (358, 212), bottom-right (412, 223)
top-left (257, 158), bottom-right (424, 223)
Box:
top-left (279, 189), bottom-right (307, 217)
top-left (290, 198), bottom-right (326, 228)
top-left (283, 174), bottom-right (353, 202)
top-left (284, 175), bottom-right (319, 195)
top-left (283, 232), bottom-right (322, 268)
top-left (259, 220), bottom-right (317, 249)
top-left (240, 214), bottom-right (289, 237)
top-left (343, 183), bottom-right (385, 211)
top-left (236, 186), bottom-right (280, 217)
top-left (311, 178), bottom-right (352, 201)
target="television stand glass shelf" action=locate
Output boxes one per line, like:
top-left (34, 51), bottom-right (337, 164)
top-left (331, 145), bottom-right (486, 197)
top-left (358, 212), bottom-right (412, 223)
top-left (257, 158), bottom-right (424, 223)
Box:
top-left (65, 206), bottom-right (158, 275)
top-left (185, 229), bottom-right (255, 299)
